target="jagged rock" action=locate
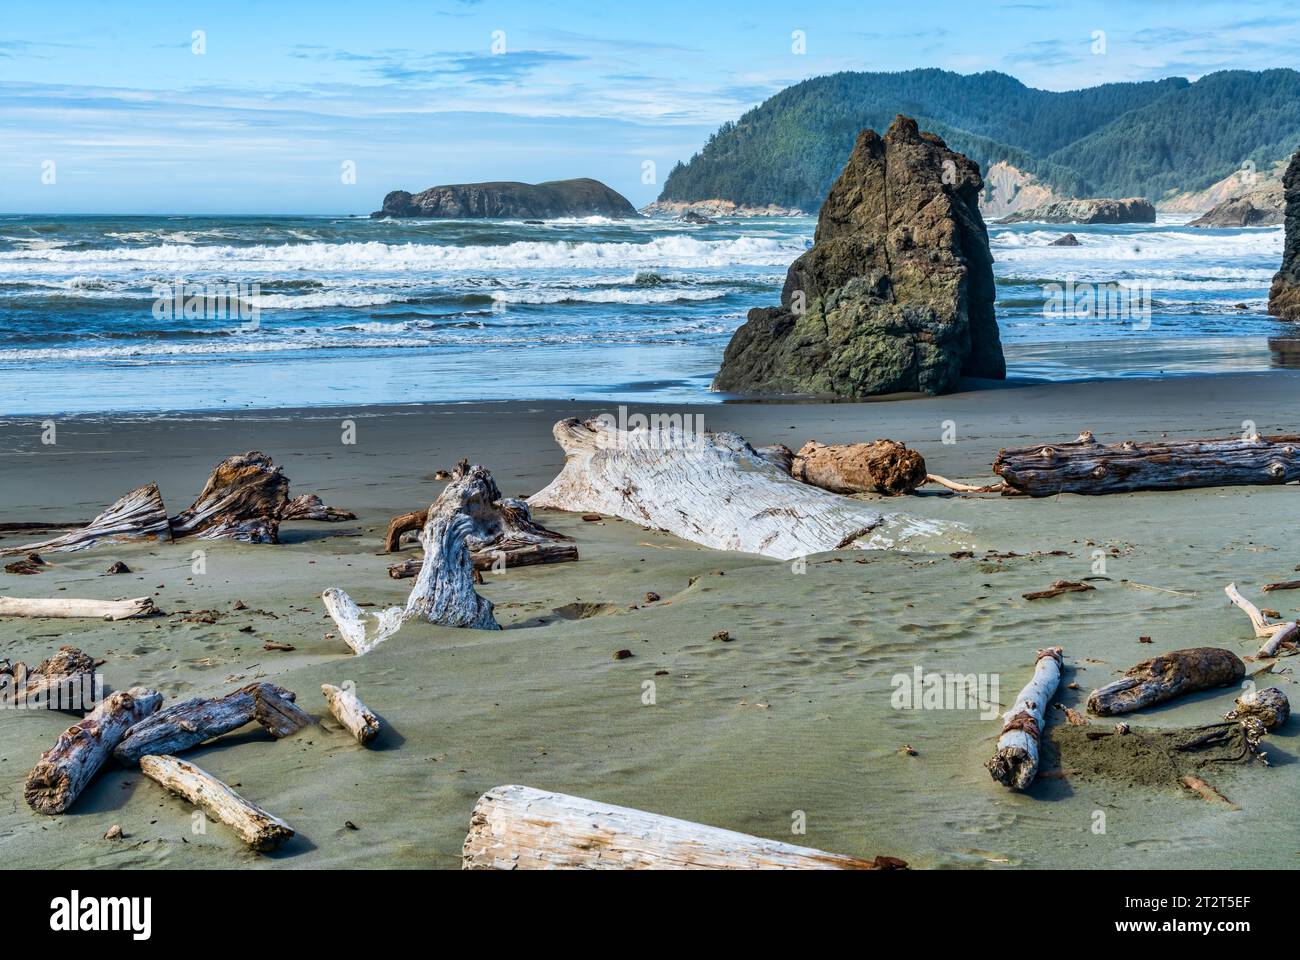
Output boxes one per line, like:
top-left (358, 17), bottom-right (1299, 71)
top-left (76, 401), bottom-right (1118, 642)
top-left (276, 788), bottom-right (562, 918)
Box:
top-left (713, 115), bottom-right (1004, 398)
top-left (640, 199), bottom-right (805, 218)
top-left (999, 198), bottom-right (1156, 224)
top-left (677, 211), bottom-right (717, 225)
top-left (372, 179), bottom-right (637, 219)
top-left (1269, 152), bottom-right (1300, 321)
top-left (1050, 233), bottom-right (1080, 246)
top-left (1189, 181), bottom-right (1284, 227)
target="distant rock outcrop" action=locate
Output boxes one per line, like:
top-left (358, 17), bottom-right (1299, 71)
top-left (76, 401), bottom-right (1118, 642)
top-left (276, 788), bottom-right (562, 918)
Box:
top-left (372, 178), bottom-right (637, 219)
top-left (1269, 152), bottom-right (1300, 321)
top-left (713, 115), bottom-right (1005, 398)
top-left (640, 199), bottom-right (805, 218)
top-left (979, 161), bottom-right (1061, 219)
top-left (1189, 181), bottom-right (1285, 226)
top-left (999, 198), bottom-right (1156, 224)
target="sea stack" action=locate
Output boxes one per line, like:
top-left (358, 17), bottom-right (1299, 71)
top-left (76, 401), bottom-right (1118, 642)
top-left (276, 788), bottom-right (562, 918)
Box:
top-left (1268, 151), bottom-right (1300, 321)
top-left (371, 178), bottom-right (637, 219)
top-left (713, 115), bottom-right (1004, 398)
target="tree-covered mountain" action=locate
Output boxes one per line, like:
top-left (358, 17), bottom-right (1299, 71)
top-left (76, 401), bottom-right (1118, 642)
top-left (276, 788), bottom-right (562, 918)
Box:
top-left (658, 69), bottom-right (1300, 211)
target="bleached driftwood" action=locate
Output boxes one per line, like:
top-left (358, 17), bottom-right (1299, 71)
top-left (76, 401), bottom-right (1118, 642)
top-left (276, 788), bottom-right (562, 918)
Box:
top-left (1, 646), bottom-right (97, 709)
top-left (139, 754), bottom-right (294, 851)
top-left (114, 682), bottom-right (313, 764)
top-left (791, 439), bottom-right (927, 495)
top-left (1225, 582), bottom-right (1299, 656)
top-left (321, 683), bottom-right (380, 744)
top-left (280, 492), bottom-right (356, 523)
top-left (1086, 647), bottom-right (1244, 716)
top-left (0, 483), bottom-right (171, 557)
top-left (528, 418), bottom-right (950, 560)
top-left (323, 463), bottom-right (503, 652)
top-left (462, 784), bottom-right (903, 870)
top-left (25, 687), bottom-right (162, 814)
top-left (0, 596), bottom-right (156, 620)
top-left (1225, 687), bottom-right (1290, 729)
top-left (986, 647), bottom-right (1063, 790)
top-left (993, 430), bottom-right (1300, 496)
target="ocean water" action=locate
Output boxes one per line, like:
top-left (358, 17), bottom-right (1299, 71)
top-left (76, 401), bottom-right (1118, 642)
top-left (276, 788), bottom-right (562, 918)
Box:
top-left (0, 213), bottom-right (1291, 415)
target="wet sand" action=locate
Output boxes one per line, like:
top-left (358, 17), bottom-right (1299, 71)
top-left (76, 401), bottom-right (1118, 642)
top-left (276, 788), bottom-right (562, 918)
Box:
top-left (2, 371), bottom-right (1299, 869)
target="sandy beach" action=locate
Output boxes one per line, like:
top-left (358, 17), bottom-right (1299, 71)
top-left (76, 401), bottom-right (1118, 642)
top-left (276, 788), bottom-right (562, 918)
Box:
top-left (2, 370), bottom-right (1298, 869)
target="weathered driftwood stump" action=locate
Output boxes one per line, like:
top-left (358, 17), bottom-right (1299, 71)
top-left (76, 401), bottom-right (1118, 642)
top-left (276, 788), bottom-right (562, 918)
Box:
top-left (2, 646), bottom-right (97, 709)
top-left (1086, 647), bottom-right (1244, 716)
top-left (0, 596), bottom-right (157, 620)
top-left (0, 483), bottom-right (171, 557)
top-left (139, 754), bottom-right (294, 851)
top-left (1225, 687), bottom-right (1290, 729)
top-left (114, 682), bottom-right (312, 764)
top-left (791, 440), bottom-right (928, 495)
top-left (321, 683), bottom-right (380, 744)
top-left (987, 647), bottom-right (1063, 790)
top-left (324, 462), bottom-right (505, 652)
top-left (26, 687), bottom-right (162, 814)
top-left (462, 785), bottom-right (904, 870)
top-left (529, 417), bottom-right (949, 560)
top-left (280, 493), bottom-right (355, 523)
top-left (993, 430), bottom-right (1300, 496)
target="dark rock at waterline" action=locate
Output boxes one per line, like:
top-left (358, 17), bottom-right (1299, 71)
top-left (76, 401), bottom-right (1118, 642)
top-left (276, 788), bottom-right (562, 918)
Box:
top-left (371, 178), bottom-right (638, 219)
top-left (999, 198), bottom-right (1156, 225)
top-left (713, 115), bottom-right (1004, 398)
top-left (676, 210), bottom-right (717, 225)
top-left (1269, 151), bottom-right (1300, 321)
top-left (1050, 233), bottom-right (1080, 246)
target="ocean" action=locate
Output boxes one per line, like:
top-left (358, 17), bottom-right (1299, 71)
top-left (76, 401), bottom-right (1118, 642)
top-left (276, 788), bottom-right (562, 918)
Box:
top-left (0, 213), bottom-right (1291, 415)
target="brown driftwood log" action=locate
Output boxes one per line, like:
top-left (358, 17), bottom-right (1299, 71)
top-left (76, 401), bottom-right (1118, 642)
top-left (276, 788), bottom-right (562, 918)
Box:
top-left (992, 430), bottom-right (1300, 496)
top-left (25, 687), bottom-right (162, 814)
top-left (1225, 687), bottom-right (1290, 729)
top-left (462, 784), bottom-right (904, 870)
top-left (0, 483), bottom-right (171, 557)
top-left (1262, 579), bottom-right (1300, 593)
top-left (321, 683), bottom-right (380, 744)
top-left (1023, 580), bottom-right (1095, 601)
top-left (139, 754), bottom-right (294, 851)
top-left (791, 440), bottom-right (927, 496)
top-left (114, 682), bottom-right (312, 764)
top-left (1, 646), bottom-right (97, 709)
top-left (1086, 647), bottom-right (1244, 716)
top-left (4, 553), bottom-right (46, 574)
top-left (0, 596), bottom-right (157, 620)
top-left (987, 647), bottom-right (1063, 790)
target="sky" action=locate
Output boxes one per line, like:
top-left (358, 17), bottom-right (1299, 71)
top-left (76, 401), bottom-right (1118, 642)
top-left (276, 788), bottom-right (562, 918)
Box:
top-left (2, 0), bottom-right (1299, 214)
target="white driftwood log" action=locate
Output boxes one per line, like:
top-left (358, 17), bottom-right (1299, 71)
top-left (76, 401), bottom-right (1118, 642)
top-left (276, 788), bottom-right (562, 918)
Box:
top-left (114, 682), bottom-right (312, 764)
top-left (0, 596), bottom-right (156, 620)
top-left (323, 463), bottom-right (503, 653)
top-left (139, 754), bottom-right (294, 851)
top-left (462, 784), bottom-right (902, 870)
top-left (1225, 582), bottom-right (1300, 656)
top-left (321, 683), bottom-right (380, 744)
top-left (528, 418), bottom-right (951, 560)
top-left (0, 483), bottom-right (171, 557)
top-left (25, 687), bottom-right (162, 814)
top-left (986, 647), bottom-right (1063, 790)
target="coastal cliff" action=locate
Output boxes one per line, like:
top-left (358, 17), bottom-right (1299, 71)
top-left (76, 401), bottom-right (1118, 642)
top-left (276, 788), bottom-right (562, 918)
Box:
top-left (372, 178), bottom-right (637, 219)
top-left (713, 115), bottom-right (1004, 398)
top-left (1268, 151), bottom-right (1300, 320)
top-left (998, 198), bottom-right (1156, 224)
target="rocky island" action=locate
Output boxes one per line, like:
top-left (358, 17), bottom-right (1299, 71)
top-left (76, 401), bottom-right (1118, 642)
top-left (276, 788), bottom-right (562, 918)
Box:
top-left (713, 115), bottom-right (1005, 398)
top-left (371, 178), bottom-right (637, 219)
top-left (998, 197), bottom-right (1156, 224)
top-left (1269, 151), bottom-right (1300, 320)
top-left (1190, 181), bottom-right (1285, 227)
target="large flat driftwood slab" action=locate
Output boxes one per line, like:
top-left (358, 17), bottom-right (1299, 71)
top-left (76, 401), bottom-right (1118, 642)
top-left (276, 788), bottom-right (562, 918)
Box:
top-left (791, 439), bottom-right (928, 495)
top-left (0, 483), bottom-right (171, 557)
top-left (0, 596), bottom-right (156, 620)
top-left (1086, 647), bottom-right (1244, 716)
top-left (139, 754), bottom-right (294, 851)
top-left (987, 647), bottom-right (1062, 790)
top-left (528, 418), bottom-right (951, 560)
top-left (993, 430), bottom-right (1300, 496)
top-left (462, 785), bottom-right (903, 870)
top-left (26, 687), bottom-right (162, 814)
top-left (114, 682), bottom-right (312, 764)
top-left (321, 683), bottom-right (380, 744)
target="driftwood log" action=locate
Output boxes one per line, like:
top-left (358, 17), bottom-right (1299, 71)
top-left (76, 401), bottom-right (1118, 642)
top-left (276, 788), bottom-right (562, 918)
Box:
top-left (791, 440), bottom-right (927, 496)
top-left (324, 462), bottom-right (504, 652)
top-left (114, 682), bottom-right (313, 764)
top-left (987, 647), bottom-right (1063, 790)
top-left (1225, 582), bottom-right (1299, 656)
top-left (1, 646), bottom-right (97, 709)
top-left (0, 483), bottom-right (170, 557)
top-left (993, 430), bottom-right (1300, 497)
top-left (0, 596), bottom-right (156, 620)
top-left (462, 785), bottom-right (903, 870)
top-left (1086, 647), bottom-right (1244, 716)
top-left (321, 683), bottom-right (380, 744)
top-left (25, 687), bottom-right (162, 814)
top-left (528, 418), bottom-right (949, 560)
top-left (1225, 687), bottom-right (1290, 729)
top-left (139, 754), bottom-right (294, 851)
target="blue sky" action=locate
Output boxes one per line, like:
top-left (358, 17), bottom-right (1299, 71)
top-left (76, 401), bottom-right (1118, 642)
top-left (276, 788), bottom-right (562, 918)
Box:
top-left (2, 0), bottom-right (1299, 213)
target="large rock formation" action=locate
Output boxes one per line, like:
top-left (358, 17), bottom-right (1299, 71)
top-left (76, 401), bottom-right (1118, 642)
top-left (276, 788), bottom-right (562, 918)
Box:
top-left (372, 178), bottom-right (637, 219)
top-left (1189, 181), bottom-right (1284, 227)
top-left (713, 115), bottom-right (1004, 398)
top-left (999, 198), bottom-right (1156, 224)
top-left (1270, 151), bottom-right (1300, 321)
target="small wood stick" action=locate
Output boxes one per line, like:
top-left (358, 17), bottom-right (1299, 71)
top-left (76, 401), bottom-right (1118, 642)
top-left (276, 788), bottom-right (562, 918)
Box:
top-left (139, 754), bottom-right (294, 851)
top-left (321, 683), bottom-right (380, 744)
